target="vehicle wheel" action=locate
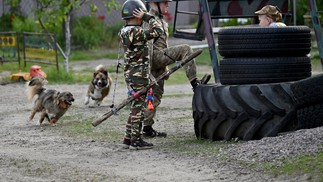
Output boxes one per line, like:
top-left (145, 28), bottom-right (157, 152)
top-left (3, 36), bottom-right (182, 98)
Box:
top-left (18, 77), bottom-right (25, 82)
top-left (218, 26), bottom-right (311, 57)
top-left (193, 83), bottom-right (297, 141)
top-left (297, 103), bottom-right (323, 129)
top-left (290, 74), bottom-right (323, 108)
top-left (220, 57), bottom-right (311, 85)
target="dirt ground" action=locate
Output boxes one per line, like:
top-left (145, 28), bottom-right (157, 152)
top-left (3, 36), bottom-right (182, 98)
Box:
top-left (1, 59), bottom-right (322, 182)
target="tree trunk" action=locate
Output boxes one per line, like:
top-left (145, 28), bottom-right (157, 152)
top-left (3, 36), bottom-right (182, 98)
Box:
top-left (63, 13), bottom-right (71, 72)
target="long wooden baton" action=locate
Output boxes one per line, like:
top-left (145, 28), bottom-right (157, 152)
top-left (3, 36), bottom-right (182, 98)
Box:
top-left (92, 49), bottom-right (202, 127)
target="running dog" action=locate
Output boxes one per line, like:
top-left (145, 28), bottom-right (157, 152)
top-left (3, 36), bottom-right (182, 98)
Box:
top-left (84, 65), bottom-right (112, 106)
top-left (27, 77), bottom-right (74, 126)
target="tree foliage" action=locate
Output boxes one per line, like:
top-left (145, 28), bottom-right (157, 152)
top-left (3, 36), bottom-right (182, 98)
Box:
top-left (4, 0), bottom-right (121, 71)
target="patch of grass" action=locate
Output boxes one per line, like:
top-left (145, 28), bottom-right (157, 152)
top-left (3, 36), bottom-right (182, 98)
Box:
top-left (163, 93), bottom-right (193, 98)
top-left (3, 155), bottom-right (114, 180)
top-left (0, 61), bottom-right (89, 84)
top-left (69, 47), bottom-right (214, 64)
top-left (42, 66), bottom-right (94, 84)
top-left (195, 48), bottom-right (221, 66)
top-left (157, 106), bottom-right (192, 112)
top-left (265, 152), bottom-right (323, 180)
top-left (164, 134), bottom-right (232, 157)
top-left (0, 62), bottom-right (21, 71)
top-left (6, 157), bottom-right (57, 176)
top-left (164, 64), bottom-right (213, 85)
top-left (310, 47), bottom-right (323, 72)
top-left (60, 110), bottom-right (129, 141)
top-left (69, 49), bottom-right (118, 61)
top-left (165, 68), bottom-right (189, 85)
top-left (62, 117), bottom-right (123, 141)
top-left (0, 47), bottom-right (214, 85)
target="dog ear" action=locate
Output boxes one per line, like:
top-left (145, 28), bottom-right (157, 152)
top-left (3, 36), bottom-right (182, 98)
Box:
top-left (28, 78), bottom-right (37, 86)
top-left (54, 92), bottom-right (60, 105)
top-left (92, 78), bottom-right (96, 85)
top-left (102, 71), bottom-right (108, 76)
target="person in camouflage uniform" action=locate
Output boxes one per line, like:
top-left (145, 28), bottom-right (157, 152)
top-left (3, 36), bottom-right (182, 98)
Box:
top-left (142, 0), bottom-right (211, 138)
top-left (119, 0), bottom-right (163, 150)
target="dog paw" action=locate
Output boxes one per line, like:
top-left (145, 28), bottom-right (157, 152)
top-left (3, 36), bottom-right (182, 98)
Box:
top-left (84, 98), bottom-right (90, 105)
top-left (95, 101), bottom-right (102, 106)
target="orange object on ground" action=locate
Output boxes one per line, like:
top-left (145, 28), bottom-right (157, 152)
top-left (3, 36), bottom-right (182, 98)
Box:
top-left (9, 65), bottom-right (47, 82)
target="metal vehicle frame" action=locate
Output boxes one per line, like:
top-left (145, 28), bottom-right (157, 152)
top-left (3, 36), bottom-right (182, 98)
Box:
top-left (172, 0), bottom-right (323, 84)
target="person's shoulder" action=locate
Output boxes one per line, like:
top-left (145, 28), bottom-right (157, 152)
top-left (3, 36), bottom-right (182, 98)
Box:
top-left (269, 22), bottom-right (287, 27)
top-left (120, 25), bottom-right (143, 36)
top-left (122, 25), bottom-right (142, 31)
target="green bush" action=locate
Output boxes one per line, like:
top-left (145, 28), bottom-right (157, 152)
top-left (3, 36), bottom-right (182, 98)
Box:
top-left (221, 18), bottom-right (252, 26)
top-left (296, 0), bottom-right (323, 25)
top-left (0, 14), bottom-right (16, 31)
top-left (11, 17), bottom-right (37, 33)
top-left (72, 16), bottom-right (122, 50)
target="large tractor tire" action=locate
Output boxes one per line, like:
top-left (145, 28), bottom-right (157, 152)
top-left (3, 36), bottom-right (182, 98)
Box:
top-left (218, 26), bottom-right (311, 57)
top-left (193, 83), bottom-right (297, 141)
top-left (290, 74), bottom-right (323, 130)
top-left (297, 103), bottom-right (323, 130)
top-left (291, 74), bottom-right (323, 108)
top-left (219, 57), bottom-right (311, 85)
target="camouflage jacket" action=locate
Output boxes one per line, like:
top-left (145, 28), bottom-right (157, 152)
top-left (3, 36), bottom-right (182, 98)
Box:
top-left (142, 9), bottom-right (169, 75)
top-left (119, 13), bottom-right (163, 85)
top-left (143, 9), bottom-right (168, 50)
top-left (143, 8), bottom-right (168, 59)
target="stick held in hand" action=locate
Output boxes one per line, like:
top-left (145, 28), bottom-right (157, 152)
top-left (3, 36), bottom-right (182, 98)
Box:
top-left (92, 49), bottom-right (202, 127)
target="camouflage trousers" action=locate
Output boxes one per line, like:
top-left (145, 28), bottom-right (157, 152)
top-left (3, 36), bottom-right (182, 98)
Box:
top-left (143, 44), bottom-right (197, 126)
top-left (124, 83), bottom-right (147, 142)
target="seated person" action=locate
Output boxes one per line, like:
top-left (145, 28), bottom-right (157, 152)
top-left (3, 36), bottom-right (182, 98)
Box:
top-left (255, 5), bottom-right (287, 27)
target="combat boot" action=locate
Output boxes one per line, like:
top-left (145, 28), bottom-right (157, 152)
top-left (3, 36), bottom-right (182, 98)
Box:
top-left (129, 139), bottom-right (154, 150)
top-left (143, 125), bottom-right (167, 138)
top-left (122, 138), bottom-right (131, 149)
top-left (191, 73), bottom-right (211, 91)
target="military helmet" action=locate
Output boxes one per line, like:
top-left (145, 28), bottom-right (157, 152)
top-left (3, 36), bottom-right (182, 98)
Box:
top-left (255, 5), bottom-right (282, 22)
top-left (121, 0), bottom-right (147, 19)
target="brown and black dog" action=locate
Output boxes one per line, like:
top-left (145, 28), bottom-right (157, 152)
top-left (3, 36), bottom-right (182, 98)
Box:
top-left (84, 65), bottom-right (112, 106)
top-left (27, 77), bottom-right (74, 126)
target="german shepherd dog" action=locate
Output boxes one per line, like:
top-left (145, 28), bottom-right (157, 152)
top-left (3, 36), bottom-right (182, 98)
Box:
top-left (27, 77), bottom-right (75, 126)
top-left (84, 65), bottom-right (112, 106)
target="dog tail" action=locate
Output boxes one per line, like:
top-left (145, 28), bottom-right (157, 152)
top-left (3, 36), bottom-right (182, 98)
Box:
top-left (26, 77), bottom-right (46, 100)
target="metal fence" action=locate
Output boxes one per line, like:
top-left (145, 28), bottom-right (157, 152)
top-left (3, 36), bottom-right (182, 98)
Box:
top-left (0, 31), bottom-right (58, 69)
top-left (22, 32), bottom-right (58, 70)
top-left (0, 32), bottom-right (20, 65)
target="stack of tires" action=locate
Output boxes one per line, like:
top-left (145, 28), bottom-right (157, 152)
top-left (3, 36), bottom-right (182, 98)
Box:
top-left (193, 26), bottom-right (317, 141)
top-left (218, 26), bottom-right (312, 85)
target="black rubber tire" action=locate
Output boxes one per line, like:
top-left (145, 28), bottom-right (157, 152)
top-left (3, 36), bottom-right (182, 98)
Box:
top-left (297, 103), bottom-right (323, 129)
top-left (193, 83), bottom-right (297, 141)
top-left (290, 74), bottom-right (323, 108)
top-left (18, 77), bottom-right (25, 82)
top-left (220, 57), bottom-right (311, 85)
top-left (218, 26), bottom-right (311, 57)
